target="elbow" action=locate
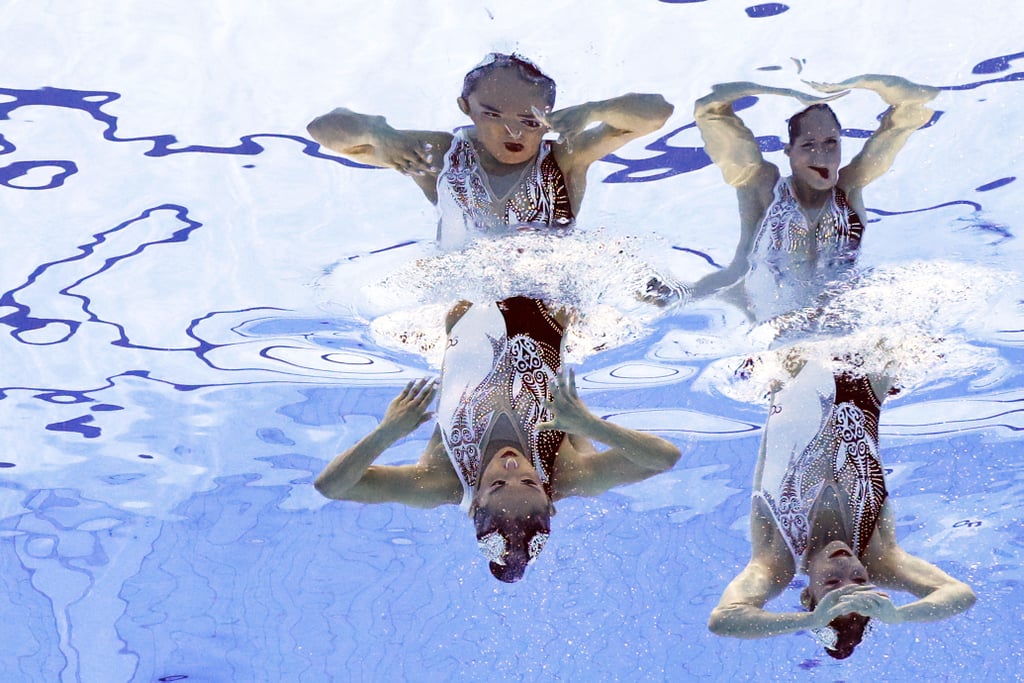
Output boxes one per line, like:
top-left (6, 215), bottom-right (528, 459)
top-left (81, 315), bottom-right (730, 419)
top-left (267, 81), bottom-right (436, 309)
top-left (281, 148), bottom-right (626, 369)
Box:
top-left (312, 474), bottom-right (330, 498)
top-left (306, 116), bottom-right (326, 143)
top-left (313, 472), bottom-right (341, 500)
top-left (707, 608), bottom-right (748, 638)
top-left (693, 94), bottom-right (719, 121)
top-left (646, 93), bottom-right (674, 126)
top-left (660, 443), bottom-right (683, 471)
top-left (707, 609), bottom-right (729, 636)
top-left (958, 582), bottom-right (978, 612)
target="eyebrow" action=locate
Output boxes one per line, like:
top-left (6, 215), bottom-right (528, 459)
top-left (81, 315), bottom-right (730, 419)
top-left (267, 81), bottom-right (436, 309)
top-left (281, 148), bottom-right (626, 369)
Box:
top-left (478, 102), bottom-right (538, 119)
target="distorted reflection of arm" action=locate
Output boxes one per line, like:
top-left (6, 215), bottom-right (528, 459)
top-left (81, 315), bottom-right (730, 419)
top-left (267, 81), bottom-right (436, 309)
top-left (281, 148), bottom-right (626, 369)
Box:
top-left (815, 75), bottom-right (939, 198)
top-left (689, 82), bottom-right (841, 301)
top-left (545, 93), bottom-right (674, 214)
top-left (306, 108), bottom-right (453, 202)
top-left (540, 369), bottom-right (682, 499)
top-left (314, 378), bottom-right (461, 507)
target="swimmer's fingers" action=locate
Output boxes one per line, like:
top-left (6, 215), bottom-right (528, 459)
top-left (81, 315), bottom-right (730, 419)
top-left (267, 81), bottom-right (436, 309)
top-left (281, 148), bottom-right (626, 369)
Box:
top-left (796, 82), bottom-right (851, 103)
top-left (383, 378), bottom-right (437, 433)
top-left (814, 584), bottom-right (874, 622)
top-left (530, 105), bottom-right (555, 130)
top-left (387, 135), bottom-right (438, 175)
top-left (835, 589), bottom-right (901, 623)
top-left (412, 378), bottom-right (439, 405)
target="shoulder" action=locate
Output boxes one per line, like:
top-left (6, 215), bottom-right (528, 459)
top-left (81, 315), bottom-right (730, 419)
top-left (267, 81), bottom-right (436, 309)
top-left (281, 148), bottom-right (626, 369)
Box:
top-left (738, 163), bottom-right (781, 210)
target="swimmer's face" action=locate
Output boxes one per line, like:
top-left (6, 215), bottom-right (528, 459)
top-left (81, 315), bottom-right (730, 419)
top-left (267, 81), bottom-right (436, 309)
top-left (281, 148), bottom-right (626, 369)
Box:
top-left (785, 108), bottom-right (842, 192)
top-left (459, 68), bottom-right (550, 166)
top-left (475, 447), bottom-right (551, 518)
top-left (805, 541), bottom-right (871, 606)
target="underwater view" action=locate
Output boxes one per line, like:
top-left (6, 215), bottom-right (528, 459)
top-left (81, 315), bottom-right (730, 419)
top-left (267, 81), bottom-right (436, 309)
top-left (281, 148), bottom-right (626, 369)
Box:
top-left (2, 1), bottom-right (1022, 681)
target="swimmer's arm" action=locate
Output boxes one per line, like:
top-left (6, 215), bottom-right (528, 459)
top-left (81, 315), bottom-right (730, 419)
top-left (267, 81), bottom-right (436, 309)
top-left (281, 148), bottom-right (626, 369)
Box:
top-left (811, 75), bottom-right (939, 191)
top-left (859, 504), bottom-right (977, 623)
top-left (306, 108), bottom-right (452, 199)
top-left (708, 560), bottom-right (813, 638)
top-left (541, 370), bottom-right (681, 498)
top-left (694, 82), bottom-right (805, 188)
top-left (314, 380), bottom-right (461, 508)
top-left (708, 504), bottom-right (812, 637)
top-left (548, 93), bottom-right (674, 169)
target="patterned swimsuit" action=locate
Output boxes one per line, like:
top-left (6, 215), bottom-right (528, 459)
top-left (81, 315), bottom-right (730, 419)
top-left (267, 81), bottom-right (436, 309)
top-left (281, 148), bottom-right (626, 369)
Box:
top-left (435, 129), bottom-right (574, 250)
top-left (754, 360), bottom-right (887, 561)
top-left (746, 177), bottom-right (865, 321)
top-left (436, 297), bottom-right (566, 510)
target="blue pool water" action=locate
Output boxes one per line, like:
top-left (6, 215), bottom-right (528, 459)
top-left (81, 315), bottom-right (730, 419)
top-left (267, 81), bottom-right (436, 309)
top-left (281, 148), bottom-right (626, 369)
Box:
top-left (2, 2), bottom-right (1023, 681)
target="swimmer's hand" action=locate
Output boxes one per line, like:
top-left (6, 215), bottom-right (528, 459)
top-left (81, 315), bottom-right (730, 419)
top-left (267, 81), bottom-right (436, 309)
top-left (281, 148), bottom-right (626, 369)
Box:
top-left (698, 82), bottom-right (848, 109)
top-left (832, 585), bottom-right (904, 624)
top-left (640, 276), bottom-right (692, 308)
top-left (378, 132), bottom-right (441, 176)
top-left (804, 74), bottom-right (938, 106)
top-left (532, 105), bottom-right (589, 153)
top-left (537, 368), bottom-right (594, 434)
top-left (380, 378), bottom-right (437, 435)
top-left (810, 584), bottom-right (875, 626)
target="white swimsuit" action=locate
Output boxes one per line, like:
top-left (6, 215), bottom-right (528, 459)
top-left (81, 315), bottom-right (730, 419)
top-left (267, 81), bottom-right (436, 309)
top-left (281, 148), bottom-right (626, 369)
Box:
top-left (435, 129), bottom-right (574, 250)
top-left (754, 360), bottom-right (887, 562)
top-left (746, 177), bottom-right (865, 321)
top-left (436, 297), bottom-right (565, 510)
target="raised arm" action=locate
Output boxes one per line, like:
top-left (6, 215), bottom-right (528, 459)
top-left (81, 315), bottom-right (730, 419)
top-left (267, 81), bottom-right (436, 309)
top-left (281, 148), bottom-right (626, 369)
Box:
top-left (855, 502), bottom-right (977, 624)
top-left (306, 107), bottom-right (453, 202)
top-left (540, 93), bottom-right (673, 212)
top-left (314, 379), bottom-right (461, 508)
top-left (695, 82), bottom-right (810, 188)
top-left (543, 93), bottom-right (674, 169)
top-left (539, 369), bottom-right (681, 498)
top-left (810, 75), bottom-right (939, 194)
top-left (709, 500), bottom-right (865, 638)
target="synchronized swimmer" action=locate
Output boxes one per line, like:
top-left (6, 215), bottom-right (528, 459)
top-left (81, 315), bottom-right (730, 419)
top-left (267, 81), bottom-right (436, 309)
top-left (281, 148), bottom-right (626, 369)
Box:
top-left (308, 56), bottom-right (975, 648)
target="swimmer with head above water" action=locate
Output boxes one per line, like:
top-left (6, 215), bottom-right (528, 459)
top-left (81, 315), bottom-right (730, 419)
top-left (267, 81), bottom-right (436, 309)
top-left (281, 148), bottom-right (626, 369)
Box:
top-left (311, 57), bottom-right (679, 583)
top-left (308, 53), bottom-right (673, 250)
top-left (660, 75), bottom-right (938, 320)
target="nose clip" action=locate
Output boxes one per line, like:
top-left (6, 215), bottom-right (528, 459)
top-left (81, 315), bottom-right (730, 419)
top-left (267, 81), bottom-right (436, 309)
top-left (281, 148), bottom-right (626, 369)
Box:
top-left (504, 124), bottom-right (522, 140)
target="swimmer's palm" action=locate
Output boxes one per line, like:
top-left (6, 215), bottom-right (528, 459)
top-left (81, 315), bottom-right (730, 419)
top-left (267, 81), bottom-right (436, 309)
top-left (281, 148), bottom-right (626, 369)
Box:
top-left (538, 369), bottom-right (594, 433)
top-left (381, 379), bottom-right (436, 435)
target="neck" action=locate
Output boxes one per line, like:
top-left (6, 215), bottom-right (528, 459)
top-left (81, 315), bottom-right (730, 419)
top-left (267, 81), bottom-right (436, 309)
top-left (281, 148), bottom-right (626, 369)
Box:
top-left (469, 131), bottom-right (535, 176)
top-left (790, 177), bottom-right (832, 211)
top-left (803, 486), bottom-right (852, 568)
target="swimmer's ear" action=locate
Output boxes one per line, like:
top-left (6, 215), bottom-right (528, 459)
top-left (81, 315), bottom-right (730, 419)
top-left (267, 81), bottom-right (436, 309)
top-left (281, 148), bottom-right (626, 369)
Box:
top-left (799, 586), bottom-right (813, 610)
top-left (548, 500), bottom-right (557, 516)
top-left (458, 97), bottom-right (470, 116)
top-left (784, 143), bottom-right (792, 157)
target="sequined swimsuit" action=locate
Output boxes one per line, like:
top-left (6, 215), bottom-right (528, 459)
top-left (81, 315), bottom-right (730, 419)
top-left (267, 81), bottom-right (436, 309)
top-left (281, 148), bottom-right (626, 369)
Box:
top-left (436, 297), bottom-right (565, 511)
top-left (754, 361), bottom-right (887, 562)
top-left (436, 129), bottom-right (574, 250)
top-left (746, 176), bottom-right (865, 320)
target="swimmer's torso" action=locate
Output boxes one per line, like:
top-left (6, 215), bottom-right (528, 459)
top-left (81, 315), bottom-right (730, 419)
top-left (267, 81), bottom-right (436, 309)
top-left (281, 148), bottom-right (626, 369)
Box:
top-left (436, 129), bottom-right (574, 250)
top-left (745, 177), bottom-right (865, 320)
top-left (437, 297), bottom-right (565, 510)
top-left (754, 360), bottom-right (887, 563)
